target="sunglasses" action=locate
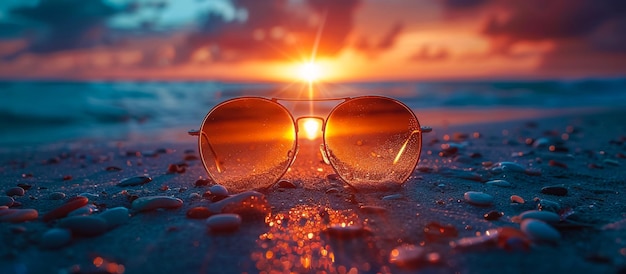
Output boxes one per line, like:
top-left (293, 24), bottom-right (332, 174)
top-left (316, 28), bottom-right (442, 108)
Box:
top-left (189, 96), bottom-right (431, 192)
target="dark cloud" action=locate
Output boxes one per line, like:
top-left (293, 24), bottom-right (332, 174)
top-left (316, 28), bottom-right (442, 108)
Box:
top-left (482, 0), bottom-right (626, 41)
top-left (442, 0), bottom-right (626, 73)
top-left (441, 0), bottom-right (489, 9)
top-left (8, 0), bottom-right (121, 54)
top-left (409, 44), bottom-right (449, 62)
top-left (180, 0), bottom-right (362, 63)
top-left (353, 22), bottom-right (404, 58)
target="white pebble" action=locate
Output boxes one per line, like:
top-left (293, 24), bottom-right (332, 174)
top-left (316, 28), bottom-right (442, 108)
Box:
top-left (490, 162), bottom-right (525, 173)
top-left (206, 213), bottom-right (241, 233)
top-left (40, 228), bottom-right (72, 249)
top-left (521, 219), bottom-right (560, 243)
top-left (208, 191), bottom-right (266, 214)
top-left (463, 191), bottom-right (494, 206)
top-left (209, 185), bottom-right (229, 196)
top-left (519, 210), bottom-right (560, 223)
top-left (485, 179), bottom-right (512, 188)
top-left (98, 207), bottom-right (130, 230)
top-left (382, 194), bottom-right (403, 201)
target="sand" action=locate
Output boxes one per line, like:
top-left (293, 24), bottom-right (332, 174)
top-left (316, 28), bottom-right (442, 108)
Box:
top-left (1, 107), bottom-right (625, 274)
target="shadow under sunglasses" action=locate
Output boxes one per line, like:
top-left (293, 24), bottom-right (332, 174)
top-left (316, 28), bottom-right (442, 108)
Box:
top-left (189, 96), bottom-right (431, 193)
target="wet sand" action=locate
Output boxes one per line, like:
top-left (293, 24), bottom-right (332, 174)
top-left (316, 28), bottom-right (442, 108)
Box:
top-left (1, 107), bottom-right (625, 273)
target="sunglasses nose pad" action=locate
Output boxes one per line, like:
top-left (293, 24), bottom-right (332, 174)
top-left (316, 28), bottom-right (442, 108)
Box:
top-left (319, 144), bottom-right (331, 165)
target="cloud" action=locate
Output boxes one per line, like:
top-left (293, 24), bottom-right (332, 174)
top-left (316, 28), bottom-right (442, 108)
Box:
top-left (180, 0), bottom-right (362, 63)
top-left (409, 44), bottom-right (449, 62)
top-left (441, 0), bottom-right (626, 74)
top-left (352, 22), bottom-right (404, 58)
top-left (7, 0), bottom-right (121, 55)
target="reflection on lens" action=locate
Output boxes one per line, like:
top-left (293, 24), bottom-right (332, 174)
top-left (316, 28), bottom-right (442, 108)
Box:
top-left (199, 98), bottom-right (296, 192)
top-left (324, 97), bottom-right (421, 188)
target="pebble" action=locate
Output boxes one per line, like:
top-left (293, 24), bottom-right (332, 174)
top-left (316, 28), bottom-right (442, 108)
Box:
top-left (495, 227), bottom-right (530, 251)
top-left (359, 205), bottom-right (387, 214)
top-left (532, 137), bottom-right (551, 148)
top-left (132, 196), bottom-right (183, 212)
top-left (187, 207), bottom-right (212, 219)
top-left (389, 244), bottom-right (440, 268)
top-left (17, 183), bottom-right (32, 190)
top-left (0, 208), bottom-right (39, 222)
top-left (424, 222), bottom-right (458, 241)
top-left (105, 166), bottom-right (122, 171)
top-left (325, 188), bottom-right (340, 194)
top-left (40, 228), bottom-right (72, 249)
top-left (519, 210), bottom-right (560, 223)
top-left (6, 187), bottom-right (25, 197)
top-left (535, 198), bottom-right (561, 212)
top-left (548, 160), bottom-right (568, 168)
top-left (382, 194), bottom-right (403, 201)
top-left (277, 180), bottom-right (297, 189)
top-left (208, 191), bottom-right (268, 215)
top-left (490, 162), bottom-right (525, 173)
top-left (49, 192), bottom-right (66, 200)
top-left (43, 196), bottom-right (89, 222)
top-left (0, 196), bottom-right (13, 207)
top-left (98, 207), bottom-right (130, 230)
top-left (484, 211), bottom-right (504, 221)
top-left (78, 193), bottom-right (100, 199)
top-left (67, 205), bottom-right (95, 217)
top-left (463, 191), bottom-right (494, 206)
top-left (324, 224), bottom-right (368, 239)
top-left (57, 216), bottom-right (108, 237)
top-left (521, 219), bottom-right (561, 243)
top-left (209, 185), bottom-right (229, 196)
top-left (541, 186), bottom-right (568, 196)
top-left (451, 229), bottom-right (499, 249)
top-left (485, 179), bottom-right (512, 188)
top-left (194, 179), bottom-right (211, 187)
top-left (117, 176), bottom-right (152, 187)
top-left (510, 195), bottom-right (525, 204)
top-left (206, 213), bottom-right (242, 233)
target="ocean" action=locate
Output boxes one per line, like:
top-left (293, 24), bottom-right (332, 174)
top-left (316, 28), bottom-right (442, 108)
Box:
top-left (1, 79), bottom-right (625, 147)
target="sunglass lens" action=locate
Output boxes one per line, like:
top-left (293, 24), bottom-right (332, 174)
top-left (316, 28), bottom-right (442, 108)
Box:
top-left (199, 98), bottom-right (296, 192)
top-left (324, 97), bottom-right (421, 188)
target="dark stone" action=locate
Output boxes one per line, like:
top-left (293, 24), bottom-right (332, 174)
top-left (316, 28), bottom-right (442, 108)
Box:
top-left (105, 166), bottom-right (122, 171)
top-left (541, 186), bottom-right (568, 196)
top-left (277, 180), bottom-right (297, 189)
top-left (483, 210), bottom-right (504, 221)
top-left (117, 176), bottom-right (152, 187)
top-left (194, 179), bottom-right (212, 187)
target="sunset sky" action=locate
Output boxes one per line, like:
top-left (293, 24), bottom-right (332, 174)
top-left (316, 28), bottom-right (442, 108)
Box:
top-left (0, 0), bottom-right (624, 82)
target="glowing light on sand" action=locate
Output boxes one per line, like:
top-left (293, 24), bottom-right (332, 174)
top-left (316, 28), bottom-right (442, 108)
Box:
top-left (298, 62), bottom-right (322, 83)
top-left (302, 118), bottom-right (321, 140)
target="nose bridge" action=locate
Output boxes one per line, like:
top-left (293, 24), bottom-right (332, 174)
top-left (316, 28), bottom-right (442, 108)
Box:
top-left (294, 115), bottom-right (326, 132)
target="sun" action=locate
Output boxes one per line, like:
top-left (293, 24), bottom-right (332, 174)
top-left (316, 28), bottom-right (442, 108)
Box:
top-left (297, 62), bottom-right (322, 83)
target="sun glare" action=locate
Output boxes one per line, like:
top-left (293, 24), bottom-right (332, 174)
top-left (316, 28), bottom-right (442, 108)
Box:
top-left (298, 62), bottom-right (322, 83)
top-left (302, 118), bottom-right (321, 140)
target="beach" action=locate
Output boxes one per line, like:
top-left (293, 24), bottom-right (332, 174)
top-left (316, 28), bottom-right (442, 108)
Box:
top-left (2, 101), bottom-right (625, 273)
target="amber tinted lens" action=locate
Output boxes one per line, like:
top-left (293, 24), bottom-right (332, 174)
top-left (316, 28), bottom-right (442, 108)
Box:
top-left (324, 97), bottom-right (421, 187)
top-left (199, 98), bottom-right (296, 192)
